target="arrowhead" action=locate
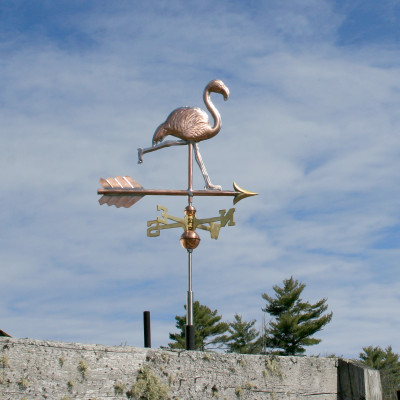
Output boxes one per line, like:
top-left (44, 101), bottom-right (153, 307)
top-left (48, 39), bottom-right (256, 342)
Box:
top-left (233, 182), bottom-right (258, 205)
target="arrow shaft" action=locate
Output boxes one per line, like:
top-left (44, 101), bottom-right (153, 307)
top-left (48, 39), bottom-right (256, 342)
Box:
top-left (97, 188), bottom-right (238, 197)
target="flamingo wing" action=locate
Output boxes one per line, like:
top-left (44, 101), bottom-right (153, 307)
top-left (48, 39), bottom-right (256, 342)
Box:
top-left (153, 107), bottom-right (210, 144)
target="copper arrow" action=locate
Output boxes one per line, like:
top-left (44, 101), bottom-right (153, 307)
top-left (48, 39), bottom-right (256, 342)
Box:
top-left (98, 177), bottom-right (257, 208)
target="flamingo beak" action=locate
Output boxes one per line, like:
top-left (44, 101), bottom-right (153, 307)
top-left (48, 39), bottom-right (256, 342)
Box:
top-left (223, 86), bottom-right (230, 101)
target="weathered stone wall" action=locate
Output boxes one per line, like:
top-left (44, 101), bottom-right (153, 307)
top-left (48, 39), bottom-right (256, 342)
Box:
top-left (0, 337), bottom-right (381, 400)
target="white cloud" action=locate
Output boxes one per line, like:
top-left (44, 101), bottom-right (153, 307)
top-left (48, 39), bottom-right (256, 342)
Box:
top-left (0, 1), bottom-right (399, 358)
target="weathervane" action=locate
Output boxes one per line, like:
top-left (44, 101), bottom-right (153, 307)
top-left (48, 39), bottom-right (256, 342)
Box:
top-left (98, 80), bottom-right (257, 350)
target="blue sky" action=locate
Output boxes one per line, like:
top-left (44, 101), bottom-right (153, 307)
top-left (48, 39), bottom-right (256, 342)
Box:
top-left (1, 0), bottom-right (399, 358)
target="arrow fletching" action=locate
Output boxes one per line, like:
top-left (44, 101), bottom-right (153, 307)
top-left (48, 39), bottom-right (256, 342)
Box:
top-left (99, 176), bottom-right (144, 208)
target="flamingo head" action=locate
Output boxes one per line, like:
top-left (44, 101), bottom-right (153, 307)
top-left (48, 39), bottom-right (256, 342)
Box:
top-left (206, 79), bottom-right (230, 101)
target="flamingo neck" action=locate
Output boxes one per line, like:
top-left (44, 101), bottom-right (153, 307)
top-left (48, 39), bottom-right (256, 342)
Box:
top-left (203, 89), bottom-right (221, 138)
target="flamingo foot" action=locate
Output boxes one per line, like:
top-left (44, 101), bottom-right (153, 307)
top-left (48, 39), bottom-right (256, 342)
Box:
top-left (205, 183), bottom-right (222, 191)
top-left (138, 148), bottom-right (144, 164)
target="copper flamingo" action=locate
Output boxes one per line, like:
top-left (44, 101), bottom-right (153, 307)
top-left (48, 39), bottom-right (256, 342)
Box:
top-left (138, 80), bottom-right (230, 190)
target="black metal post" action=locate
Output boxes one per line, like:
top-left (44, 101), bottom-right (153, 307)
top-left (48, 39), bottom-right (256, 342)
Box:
top-left (143, 311), bottom-right (151, 348)
top-left (185, 324), bottom-right (195, 350)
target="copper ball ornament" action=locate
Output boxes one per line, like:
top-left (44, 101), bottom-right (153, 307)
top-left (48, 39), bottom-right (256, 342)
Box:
top-left (180, 230), bottom-right (200, 249)
top-left (184, 205), bottom-right (196, 216)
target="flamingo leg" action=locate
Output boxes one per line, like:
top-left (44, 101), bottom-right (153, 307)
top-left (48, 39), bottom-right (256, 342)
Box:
top-left (193, 143), bottom-right (222, 190)
top-left (138, 139), bottom-right (188, 163)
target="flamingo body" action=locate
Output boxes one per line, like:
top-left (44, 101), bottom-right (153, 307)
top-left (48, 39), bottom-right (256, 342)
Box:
top-left (153, 107), bottom-right (211, 143)
top-left (152, 79), bottom-right (229, 146)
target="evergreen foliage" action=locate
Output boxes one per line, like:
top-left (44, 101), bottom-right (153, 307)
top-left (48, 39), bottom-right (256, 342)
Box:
top-left (168, 301), bottom-right (228, 351)
top-left (220, 314), bottom-right (261, 354)
top-left (261, 277), bottom-right (332, 355)
top-left (359, 345), bottom-right (400, 400)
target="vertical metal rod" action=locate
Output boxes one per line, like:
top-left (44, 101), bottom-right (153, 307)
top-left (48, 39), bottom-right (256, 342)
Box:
top-left (188, 142), bottom-right (193, 205)
top-left (186, 248), bottom-right (194, 350)
top-left (187, 249), bottom-right (193, 325)
top-left (185, 142), bottom-right (195, 350)
top-left (143, 311), bottom-right (151, 348)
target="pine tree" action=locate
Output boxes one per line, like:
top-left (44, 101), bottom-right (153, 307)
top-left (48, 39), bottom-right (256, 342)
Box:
top-left (261, 277), bottom-right (332, 355)
top-left (168, 301), bottom-right (228, 351)
top-left (220, 314), bottom-right (261, 354)
top-left (360, 345), bottom-right (400, 400)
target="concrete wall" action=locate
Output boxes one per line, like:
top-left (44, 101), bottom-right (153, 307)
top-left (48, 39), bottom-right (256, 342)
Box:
top-left (0, 337), bottom-right (382, 400)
